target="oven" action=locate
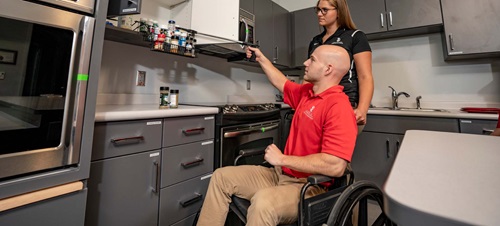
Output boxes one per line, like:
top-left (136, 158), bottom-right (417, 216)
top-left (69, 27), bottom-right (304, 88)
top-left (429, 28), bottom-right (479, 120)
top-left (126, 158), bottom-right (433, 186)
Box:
top-left (221, 119), bottom-right (280, 167)
top-left (0, 0), bottom-right (95, 198)
top-left (182, 102), bottom-right (282, 169)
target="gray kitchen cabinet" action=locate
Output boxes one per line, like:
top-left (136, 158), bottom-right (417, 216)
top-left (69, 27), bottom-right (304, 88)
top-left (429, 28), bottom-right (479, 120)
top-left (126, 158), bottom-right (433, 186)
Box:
top-left (291, 7), bottom-right (322, 68)
top-left (348, 0), bottom-right (442, 39)
top-left (159, 115), bottom-right (215, 226)
top-left (86, 115), bottom-right (215, 226)
top-left (441, 0), bottom-right (500, 60)
top-left (459, 119), bottom-right (498, 135)
top-left (86, 150), bottom-right (161, 226)
top-left (254, 0), bottom-right (291, 67)
top-left (86, 118), bottom-right (163, 226)
top-left (272, 2), bottom-right (291, 67)
top-left (239, 0), bottom-right (254, 14)
top-left (351, 115), bottom-right (459, 188)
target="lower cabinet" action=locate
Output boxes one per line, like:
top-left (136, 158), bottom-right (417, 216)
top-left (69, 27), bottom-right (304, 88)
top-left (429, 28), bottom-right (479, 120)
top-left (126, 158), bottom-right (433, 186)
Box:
top-left (459, 119), bottom-right (498, 135)
top-left (351, 132), bottom-right (403, 188)
top-left (351, 115), bottom-right (459, 188)
top-left (86, 150), bottom-right (161, 226)
top-left (86, 115), bottom-right (215, 226)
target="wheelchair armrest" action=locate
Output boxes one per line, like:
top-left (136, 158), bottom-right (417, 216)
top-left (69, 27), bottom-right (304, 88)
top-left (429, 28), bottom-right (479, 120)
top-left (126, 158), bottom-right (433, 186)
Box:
top-left (307, 174), bottom-right (332, 185)
top-left (238, 147), bottom-right (265, 157)
top-left (306, 167), bottom-right (354, 186)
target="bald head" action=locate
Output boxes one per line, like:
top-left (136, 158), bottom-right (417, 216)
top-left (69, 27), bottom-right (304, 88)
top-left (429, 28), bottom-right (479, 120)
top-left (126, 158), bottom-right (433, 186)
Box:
top-left (314, 45), bottom-right (351, 79)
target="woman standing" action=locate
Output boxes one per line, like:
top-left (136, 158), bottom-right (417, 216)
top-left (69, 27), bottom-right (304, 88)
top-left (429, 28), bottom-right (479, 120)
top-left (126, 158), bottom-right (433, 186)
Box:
top-left (308, 0), bottom-right (374, 125)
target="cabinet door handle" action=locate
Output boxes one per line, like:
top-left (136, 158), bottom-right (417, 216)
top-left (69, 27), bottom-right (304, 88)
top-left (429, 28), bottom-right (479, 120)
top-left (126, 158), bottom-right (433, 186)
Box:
top-left (449, 33), bottom-right (455, 50)
top-left (179, 193), bottom-right (203, 207)
top-left (482, 129), bottom-right (494, 135)
top-left (380, 13), bottom-right (385, 28)
top-left (152, 161), bottom-right (160, 193)
top-left (396, 140), bottom-right (401, 152)
top-left (183, 128), bottom-right (205, 136)
top-left (181, 158), bottom-right (204, 168)
top-left (273, 46), bottom-right (278, 63)
top-left (389, 12), bottom-right (393, 26)
top-left (110, 136), bottom-right (144, 145)
top-left (385, 139), bottom-right (390, 158)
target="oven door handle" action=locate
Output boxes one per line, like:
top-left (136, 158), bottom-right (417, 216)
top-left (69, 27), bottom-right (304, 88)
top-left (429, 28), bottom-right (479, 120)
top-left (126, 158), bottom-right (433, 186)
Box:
top-left (223, 123), bottom-right (280, 138)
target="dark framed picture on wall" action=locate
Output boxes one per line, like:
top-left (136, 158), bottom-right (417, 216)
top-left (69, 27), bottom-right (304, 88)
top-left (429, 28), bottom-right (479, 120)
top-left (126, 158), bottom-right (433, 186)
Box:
top-left (0, 49), bottom-right (17, 65)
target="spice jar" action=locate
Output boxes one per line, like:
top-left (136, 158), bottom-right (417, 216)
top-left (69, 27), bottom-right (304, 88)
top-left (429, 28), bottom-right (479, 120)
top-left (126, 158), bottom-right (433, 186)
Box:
top-left (169, 89), bottom-right (179, 108)
top-left (159, 87), bottom-right (170, 109)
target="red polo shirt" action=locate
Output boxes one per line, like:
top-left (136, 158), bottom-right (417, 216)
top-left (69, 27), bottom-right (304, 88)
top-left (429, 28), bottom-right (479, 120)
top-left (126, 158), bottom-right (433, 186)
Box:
top-left (282, 80), bottom-right (357, 178)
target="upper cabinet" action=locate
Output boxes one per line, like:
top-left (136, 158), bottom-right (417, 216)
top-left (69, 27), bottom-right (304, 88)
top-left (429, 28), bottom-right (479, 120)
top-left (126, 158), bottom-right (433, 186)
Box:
top-left (291, 7), bottom-right (322, 68)
top-left (441, 0), bottom-right (500, 60)
top-left (348, 0), bottom-right (443, 40)
top-left (254, 0), bottom-right (291, 68)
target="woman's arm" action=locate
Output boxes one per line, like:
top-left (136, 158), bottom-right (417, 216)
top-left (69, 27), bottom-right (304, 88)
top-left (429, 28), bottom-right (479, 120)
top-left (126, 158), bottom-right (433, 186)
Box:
top-left (353, 51), bottom-right (374, 125)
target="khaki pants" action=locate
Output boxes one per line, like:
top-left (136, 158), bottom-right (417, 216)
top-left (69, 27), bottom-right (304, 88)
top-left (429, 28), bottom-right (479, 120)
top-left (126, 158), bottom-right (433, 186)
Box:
top-left (196, 165), bottom-right (325, 226)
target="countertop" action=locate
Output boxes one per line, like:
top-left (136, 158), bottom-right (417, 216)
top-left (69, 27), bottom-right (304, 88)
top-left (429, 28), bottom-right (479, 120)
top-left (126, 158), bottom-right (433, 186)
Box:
top-left (94, 104), bottom-right (219, 122)
top-left (368, 108), bottom-right (498, 120)
top-left (384, 130), bottom-right (500, 226)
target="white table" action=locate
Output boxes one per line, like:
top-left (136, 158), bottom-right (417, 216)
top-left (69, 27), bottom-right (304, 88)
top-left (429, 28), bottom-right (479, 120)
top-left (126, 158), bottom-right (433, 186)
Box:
top-left (384, 130), bottom-right (500, 226)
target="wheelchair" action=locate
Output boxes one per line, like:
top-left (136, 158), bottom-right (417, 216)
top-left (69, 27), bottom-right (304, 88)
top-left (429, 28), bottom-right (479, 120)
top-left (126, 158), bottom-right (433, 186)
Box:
top-left (224, 149), bottom-right (396, 226)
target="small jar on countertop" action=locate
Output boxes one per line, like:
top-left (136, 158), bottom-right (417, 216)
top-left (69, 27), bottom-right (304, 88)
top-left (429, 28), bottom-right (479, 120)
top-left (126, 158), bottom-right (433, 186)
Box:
top-left (169, 89), bottom-right (179, 108)
top-left (160, 86), bottom-right (170, 108)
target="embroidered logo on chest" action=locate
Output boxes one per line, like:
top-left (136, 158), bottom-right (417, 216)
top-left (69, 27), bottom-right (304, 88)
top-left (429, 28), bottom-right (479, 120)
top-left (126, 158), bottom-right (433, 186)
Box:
top-left (303, 106), bottom-right (315, 120)
top-left (331, 37), bottom-right (343, 45)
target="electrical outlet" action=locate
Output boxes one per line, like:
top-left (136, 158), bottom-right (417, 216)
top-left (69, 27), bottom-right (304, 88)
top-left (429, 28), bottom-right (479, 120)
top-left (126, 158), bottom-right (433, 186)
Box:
top-left (246, 80), bottom-right (251, 90)
top-left (136, 71), bottom-right (146, 86)
top-left (0, 72), bottom-right (5, 80)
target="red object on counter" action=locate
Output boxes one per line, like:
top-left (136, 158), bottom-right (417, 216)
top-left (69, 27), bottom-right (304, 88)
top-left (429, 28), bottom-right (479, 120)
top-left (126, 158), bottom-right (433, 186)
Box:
top-left (460, 107), bottom-right (500, 114)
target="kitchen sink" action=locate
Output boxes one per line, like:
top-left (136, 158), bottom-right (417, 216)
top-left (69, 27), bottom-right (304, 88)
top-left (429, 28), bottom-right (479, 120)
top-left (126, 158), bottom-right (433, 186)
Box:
top-left (369, 107), bottom-right (448, 112)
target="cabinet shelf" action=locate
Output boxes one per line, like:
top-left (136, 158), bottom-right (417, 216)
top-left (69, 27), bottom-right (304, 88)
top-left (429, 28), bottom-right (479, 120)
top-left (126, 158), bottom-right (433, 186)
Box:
top-left (104, 25), bottom-right (196, 58)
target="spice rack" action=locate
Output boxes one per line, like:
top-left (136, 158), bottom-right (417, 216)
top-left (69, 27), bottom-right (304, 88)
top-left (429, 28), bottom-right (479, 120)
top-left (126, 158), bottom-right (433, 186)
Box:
top-left (104, 25), bottom-right (197, 58)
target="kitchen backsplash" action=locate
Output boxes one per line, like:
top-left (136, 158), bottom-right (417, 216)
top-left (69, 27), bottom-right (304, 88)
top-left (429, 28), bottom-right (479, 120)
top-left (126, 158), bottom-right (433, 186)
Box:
top-left (97, 40), bottom-right (277, 105)
top-left (98, 33), bottom-right (499, 109)
top-left (369, 33), bottom-right (500, 109)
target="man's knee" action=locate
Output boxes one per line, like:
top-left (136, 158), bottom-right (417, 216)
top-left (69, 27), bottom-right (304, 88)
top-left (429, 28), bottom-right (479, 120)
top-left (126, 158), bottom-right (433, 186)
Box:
top-left (249, 189), bottom-right (277, 216)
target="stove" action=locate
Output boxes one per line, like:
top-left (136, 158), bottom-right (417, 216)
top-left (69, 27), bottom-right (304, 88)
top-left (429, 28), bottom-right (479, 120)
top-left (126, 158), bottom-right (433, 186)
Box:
top-left (181, 102), bottom-right (282, 170)
top-left (182, 102), bottom-right (281, 126)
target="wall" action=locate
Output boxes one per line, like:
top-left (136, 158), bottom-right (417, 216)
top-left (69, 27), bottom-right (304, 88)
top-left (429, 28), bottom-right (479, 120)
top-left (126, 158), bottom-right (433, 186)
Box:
top-left (97, 40), bottom-right (277, 105)
top-left (370, 33), bottom-right (500, 109)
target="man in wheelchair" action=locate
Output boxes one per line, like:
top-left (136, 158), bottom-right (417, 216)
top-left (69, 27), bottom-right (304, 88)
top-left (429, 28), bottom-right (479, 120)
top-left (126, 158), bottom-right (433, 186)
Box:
top-left (196, 45), bottom-right (358, 226)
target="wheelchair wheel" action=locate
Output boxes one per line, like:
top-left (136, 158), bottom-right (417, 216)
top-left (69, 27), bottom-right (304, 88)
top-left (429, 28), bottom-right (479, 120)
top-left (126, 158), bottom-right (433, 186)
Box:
top-left (325, 180), bottom-right (396, 226)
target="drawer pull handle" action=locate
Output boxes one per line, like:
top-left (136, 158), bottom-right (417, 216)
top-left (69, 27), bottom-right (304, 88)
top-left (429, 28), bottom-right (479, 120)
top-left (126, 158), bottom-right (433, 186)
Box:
top-left (180, 193), bottom-right (203, 207)
top-left (181, 158), bottom-right (204, 168)
top-left (110, 136), bottom-right (144, 145)
top-left (183, 128), bottom-right (205, 135)
top-left (482, 129), bottom-right (494, 135)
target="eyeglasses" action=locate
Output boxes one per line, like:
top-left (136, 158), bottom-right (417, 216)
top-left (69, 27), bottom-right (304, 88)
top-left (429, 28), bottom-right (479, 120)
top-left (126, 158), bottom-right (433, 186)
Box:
top-left (314, 7), bottom-right (337, 15)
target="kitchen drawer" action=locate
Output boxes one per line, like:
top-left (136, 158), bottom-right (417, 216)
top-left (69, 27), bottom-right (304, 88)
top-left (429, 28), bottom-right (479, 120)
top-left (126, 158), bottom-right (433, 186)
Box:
top-left (163, 115), bottom-right (215, 147)
top-left (161, 140), bottom-right (214, 187)
top-left (459, 119), bottom-right (497, 135)
top-left (159, 173), bottom-right (211, 226)
top-left (92, 119), bottom-right (163, 160)
top-left (364, 115), bottom-right (459, 134)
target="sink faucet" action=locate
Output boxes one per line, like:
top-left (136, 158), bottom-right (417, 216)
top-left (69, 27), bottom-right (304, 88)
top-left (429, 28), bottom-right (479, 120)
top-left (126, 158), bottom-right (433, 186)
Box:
top-left (388, 86), bottom-right (410, 109)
